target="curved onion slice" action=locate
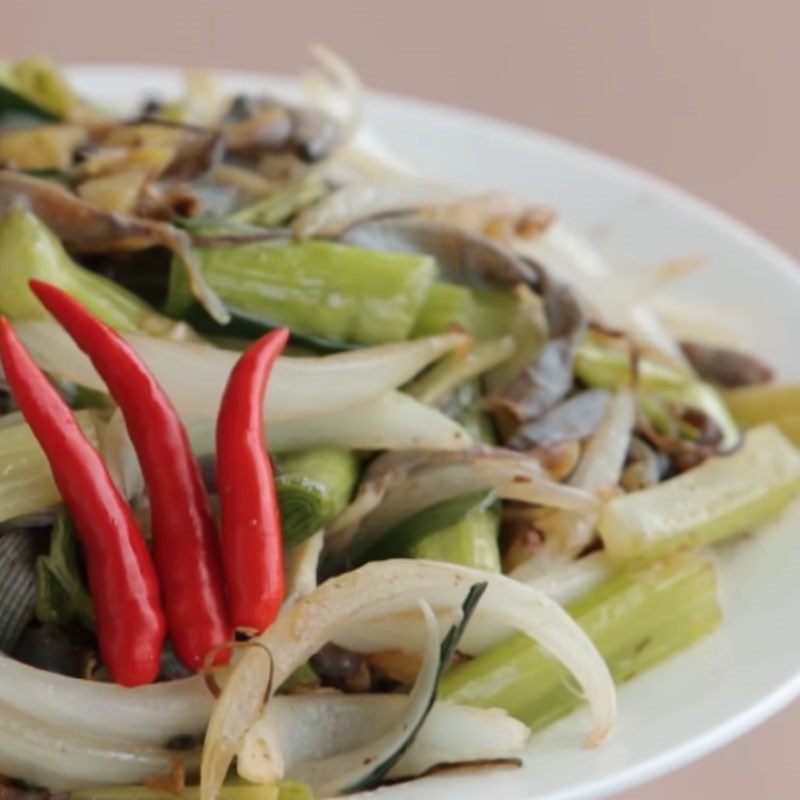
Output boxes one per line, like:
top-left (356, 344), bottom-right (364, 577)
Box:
top-left (102, 408), bottom-right (145, 500)
top-left (304, 45), bottom-right (364, 148)
top-left (511, 389), bottom-right (635, 581)
top-left (13, 321), bottom-right (466, 422)
top-left (182, 392), bottom-right (471, 457)
top-left (325, 448), bottom-right (597, 564)
top-left (284, 532), bottom-right (324, 608)
top-left (293, 179), bottom-right (465, 238)
top-left (278, 601), bottom-right (441, 795)
top-left (514, 222), bottom-right (691, 369)
top-left (200, 560), bottom-right (616, 800)
top-left (334, 552), bottom-right (614, 656)
top-left (0, 698), bottom-right (196, 789)
top-left (0, 654), bottom-right (211, 745)
top-left (240, 695), bottom-right (529, 784)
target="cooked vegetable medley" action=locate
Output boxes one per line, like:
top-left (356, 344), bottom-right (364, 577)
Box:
top-left (0, 51), bottom-right (797, 800)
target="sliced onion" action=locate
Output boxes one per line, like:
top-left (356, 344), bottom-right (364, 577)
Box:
top-left (521, 551), bottom-right (613, 604)
top-left (570, 389), bottom-right (636, 492)
top-left (334, 552), bottom-right (613, 656)
top-left (284, 531), bottom-right (324, 608)
top-left (304, 45), bottom-right (364, 147)
top-left (274, 601), bottom-right (440, 796)
top-left (326, 448), bottom-right (597, 563)
top-left (293, 179), bottom-right (465, 238)
top-left (240, 695), bottom-right (528, 783)
top-left (510, 390), bottom-right (635, 580)
top-left (182, 391), bottom-right (471, 457)
top-left (513, 223), bottom-right (691, 370)
top-left (101, 408), bottom-right (145, 501)
top-left (200, 559), bottom-right (616, 800)
top-left (0, 698), bottom-right (196, 789)
top-left (0, 654), bottom-right (211, 745)
top-left (13, 321), bottom-right (465, 422)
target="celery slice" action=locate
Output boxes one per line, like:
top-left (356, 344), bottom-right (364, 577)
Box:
top-left (441, 552), bottom-right (721, 729)
top-left (725, 383), bottom-right (800, 446)
top-left (69, 782), bottom-right (312, 800)
top-left (0, 209), bottom-right (170, 334)
top-left (599, 424), bottom-right (800, 565)
top-left (412, 282), bottom-right (474, 337)
top-left (0, 410), bottom-right (101, 523)
top-left (409, 511), bottom-right (501, 572)
top-left (167, 240), bottom-right (437, 345)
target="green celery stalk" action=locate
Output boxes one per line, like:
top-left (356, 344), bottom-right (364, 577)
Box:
top-left (228, 176), bottom-right (326, 227)
top-left (364, 489), bottom-right (497, 562)
top-left (69, 782), bottom-right (313, 800)
top-left (412, 284), bottom-right (526, 343)
top-left (412, 282), bottom-right (475, 337)
top-left (0, 209), bottom-right (173, 334)
top-left (724, 383), bottom-right (800, 446)
top-left (405, 392), bottom-right (501, 571)
top-left (276, 446), bottom-right (360, 546)
top-left (0, 410), bottom-right (101, 523)
top-left (598, 424), bottom-right (800, 565)
top-left (440, 552), bottom-right (721, 729)
top-left (167, 240), bottom-right (437, 345)
top-left (409, 510), bottom-right (501, 572)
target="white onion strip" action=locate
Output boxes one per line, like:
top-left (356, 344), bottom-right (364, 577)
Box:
top-left (0, 699), bottom-right (195, 790)
top-left (0, 654), bottom-right (211, 745)
top-left (277, 601), bottom-right (441, 796)
top-left (180, 392), bottom-right (471, 457)
top-left (510, 389), bottom-right (635, 582)
top-left (200, 560), bottom-right (616, 800)
top-left (12, 321), bottom-right (466, 422)
top-left (239, 695), bottom-right (529, 783)
top-left (326, 451), bottom-right (596, 561)
top-left (294, 179), bottom-right (466, 239)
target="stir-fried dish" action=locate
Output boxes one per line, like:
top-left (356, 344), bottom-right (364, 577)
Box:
top-left (0, 51), bottom-right (798, 800)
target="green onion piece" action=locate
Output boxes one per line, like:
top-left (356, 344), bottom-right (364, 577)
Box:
top-left (69, 781), bottom-right (313, 800)
top-left (725, 383), bottom-right (800, 446)
top-left (440, 552), bottom-right (721, 729)
top-left (599, 424), bottom-right (800, 566)
top-left (228, 176), bottom-right (327, 227)
top-left (276, 446), bottom-right (360, 546)
top-left (167, 240), bottom-right (437, 346)
top-left (0, 209), bottom-right (172, 334)
top-left (0, 410), bottom-right (101, 523)
top-left (35, 511), bottom-right (94, 629)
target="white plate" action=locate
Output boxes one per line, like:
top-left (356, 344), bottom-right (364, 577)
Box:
top-left (68, 66), bottom-right (800, 800)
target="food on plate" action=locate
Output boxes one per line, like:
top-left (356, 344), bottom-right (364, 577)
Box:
top-left (0, 51), bottom-right (796, 800)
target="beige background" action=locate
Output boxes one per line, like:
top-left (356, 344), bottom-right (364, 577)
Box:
top-left (5, 0), bottom-right (800, 796)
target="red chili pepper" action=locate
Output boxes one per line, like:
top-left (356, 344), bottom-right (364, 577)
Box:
top-left (0, 317), bottom-right (164, 686)
top-left (30, 281), bottom-right (231, 669)
top-left (216, 327), bottom-right (290, 632)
